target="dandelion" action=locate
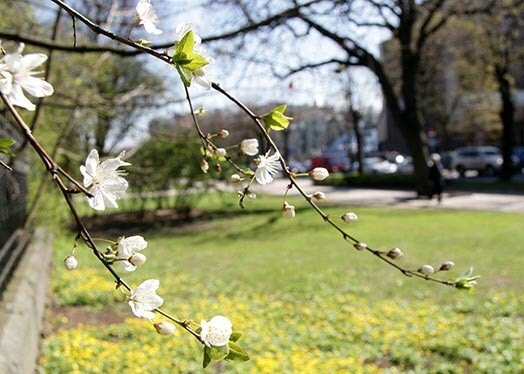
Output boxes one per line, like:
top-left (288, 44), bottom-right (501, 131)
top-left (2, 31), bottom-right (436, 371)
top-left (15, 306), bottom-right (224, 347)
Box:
top-left (128, 279), bottom-right (163, 320)
top-left (239, 138), bottom-right (259, 156)
top-left (0, 44), bottom-right (54, 110)
top-left (255, 151), bottom-right (281, 185)
top-left (136, 0), bottom-right (162, 35)
top-left (309, 167), bottom-right (329, 181)
top-left (80, 149), bottom-right (130, 211)
top-left (200, 316), bottom-right (232, 348)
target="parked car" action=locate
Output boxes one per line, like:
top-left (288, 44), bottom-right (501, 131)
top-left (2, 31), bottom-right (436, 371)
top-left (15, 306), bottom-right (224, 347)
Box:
top-left (451, 146), bottom-right (502, 176)
top-left (513, 146), bottom-right (524, 172)
top-left (311, 153), bottom-right (351, 172)
top-left (354, 157), bottom-right (398, 174)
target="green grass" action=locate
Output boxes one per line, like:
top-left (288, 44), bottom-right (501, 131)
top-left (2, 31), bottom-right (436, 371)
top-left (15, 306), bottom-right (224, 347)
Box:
top-left (39, 195), bottom-right (524, 373)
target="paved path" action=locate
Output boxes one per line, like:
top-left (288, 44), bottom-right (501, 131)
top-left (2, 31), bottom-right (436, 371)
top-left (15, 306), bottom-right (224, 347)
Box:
top-left (249, 178), bottom-right (524, 213)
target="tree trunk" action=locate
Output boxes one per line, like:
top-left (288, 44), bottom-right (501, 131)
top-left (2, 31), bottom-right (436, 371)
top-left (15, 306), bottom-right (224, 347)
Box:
top-left (496, 67), bottom-right (515, 181)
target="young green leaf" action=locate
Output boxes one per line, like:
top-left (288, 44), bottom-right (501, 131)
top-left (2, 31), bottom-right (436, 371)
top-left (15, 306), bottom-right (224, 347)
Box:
top-left (229, 331), bottom-right (242, 342)
top-left (226, 341), bottom-right (250, 362)
top-left (203, 347), bottom-right (211, 368)
top-left (262, 104), bottom-right (293, 132)
top-left (0, 138), bottom-right (16, 156)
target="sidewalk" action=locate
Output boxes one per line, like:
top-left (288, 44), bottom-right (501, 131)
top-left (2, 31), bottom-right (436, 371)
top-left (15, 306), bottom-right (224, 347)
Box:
top-left (250, 178), bottom-right (524, 213)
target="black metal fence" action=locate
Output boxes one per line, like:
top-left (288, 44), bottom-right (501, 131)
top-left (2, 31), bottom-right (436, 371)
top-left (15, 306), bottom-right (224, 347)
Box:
top-left (0, 117), bottom-right (29, 297)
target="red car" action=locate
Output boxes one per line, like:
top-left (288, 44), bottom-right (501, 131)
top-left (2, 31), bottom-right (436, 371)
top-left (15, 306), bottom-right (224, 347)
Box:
top-left (311, 154), bottom-right (351, 172)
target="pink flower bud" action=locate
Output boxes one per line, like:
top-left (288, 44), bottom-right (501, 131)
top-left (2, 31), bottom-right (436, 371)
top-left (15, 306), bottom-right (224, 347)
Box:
top-left (64, 255), bottom-right (78, 270)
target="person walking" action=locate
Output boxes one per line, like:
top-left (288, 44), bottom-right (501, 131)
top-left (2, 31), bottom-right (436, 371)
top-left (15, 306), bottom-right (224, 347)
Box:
top-left (429, 153), bottom-right (444, 203)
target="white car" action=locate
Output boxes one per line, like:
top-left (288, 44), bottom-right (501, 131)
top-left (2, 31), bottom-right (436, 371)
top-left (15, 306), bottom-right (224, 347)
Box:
top-left (451, 146), bottom-right (502, 176)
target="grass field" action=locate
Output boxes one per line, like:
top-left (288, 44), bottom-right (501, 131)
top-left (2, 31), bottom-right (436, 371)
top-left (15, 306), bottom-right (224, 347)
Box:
top-left (39, 195), bottom-right (524, 373)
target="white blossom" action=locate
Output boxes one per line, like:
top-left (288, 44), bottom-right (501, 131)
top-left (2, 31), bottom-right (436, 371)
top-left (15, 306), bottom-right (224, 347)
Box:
top-left (80, 149), bottom-right (130, 211)
top-left (309, 167), bottom-right (329, 181)
top-left (255, 151), bottom-right (281, 185)
top-left (64, 255), bottom-right (78, 270)
top-left (418, 265), bottom-right (434, 275)
top-left (136, 0), bottom-right (162, 35)
top-left (128, 279), bottom-right (163, 320)
top-left (0, 45), bottom-right (54, 111)
top-left (117, 235), bottom-right (148, 272)
top-left (341, 212), bottom-right (358, 223)
top-left (239, 139), bottom-right (259, 156)
top-left (200, 315), bottom-right (233, 348)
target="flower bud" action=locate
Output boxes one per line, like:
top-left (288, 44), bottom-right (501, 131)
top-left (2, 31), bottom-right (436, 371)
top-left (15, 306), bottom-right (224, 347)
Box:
top-left (387, 247), bottom-right (404, 260)
top-left (309, 167), bottom-right (329, 181)
top-left (64, 255), bottom-right (78, 270)
top-left (312, 191), bottom-right (326, 200)
top-left (230, 174), bottom-right (241, 183)
top-left (353, 242), bottom-right (367, 251)
top-left (248, 192), bottom-right (256, 199)
top-left (418, 264), bottom-right (434, 275)
top-left (154, 321), bottom-right (176, 335)
top-left (341, 212), bottom-right (358, 223)
top-left (282, 202), bottom-right (296, 219)
top-left (194, 107), bottom-right (206, 116)
top-left (439, 261), bottom-right (455, 271)
top-left (217, 129), bottom-right (229, 138)
top-left (129, 253), bottom-right (147, 267)
top-left (200, 159), bottom-right (209, 173)
top-left (215, 163), bottom-right (222, 173)
top-left (215, 148), bottom-right (227, 157)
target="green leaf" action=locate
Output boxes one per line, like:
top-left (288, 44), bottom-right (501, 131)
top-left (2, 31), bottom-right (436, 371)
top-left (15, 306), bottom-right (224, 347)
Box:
top-left (226, 341), bottom-right (250, 362)
top-left (176, 66), bottom-right (193, 87)
top-left (209, 344), bottom-right (229, 362)
top-left (176, 30), bottom-right (195, 56)
top-left (262, 104), bottom-right (293, 132)
top-left (203, 347), bottom-right (211, 368)
top-left (184, 53), bottom-right (209, 71)
top-left (229, 331), bottom-right (242, 342)
top-left (0, 138), bottom-right (16, 156)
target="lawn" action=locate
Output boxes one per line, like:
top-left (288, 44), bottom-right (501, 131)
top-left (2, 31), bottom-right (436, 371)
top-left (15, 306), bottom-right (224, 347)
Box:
top-left (39, 194), bottom-right (524, 373)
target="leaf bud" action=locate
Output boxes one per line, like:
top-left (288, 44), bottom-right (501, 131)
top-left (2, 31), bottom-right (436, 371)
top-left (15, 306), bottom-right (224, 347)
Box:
top-left (64, 255), bottom-right (78, 270)
top-left (418, 264), bottom-right (434, 275)
top-left (439, 261), bottom-right (455, 271)
top-left (341, 212), bottom-right (358, 223)
top-left (154, 321), bottom-right (176, 335)
top-left (387, 247), bottom-right (404, 260)
top-left (309, 167), bottom-right (329, 181)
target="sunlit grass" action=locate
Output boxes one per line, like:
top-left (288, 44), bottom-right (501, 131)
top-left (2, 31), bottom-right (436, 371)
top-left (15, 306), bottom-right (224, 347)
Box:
top-left (40, 195), bottom-right (524, 372)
